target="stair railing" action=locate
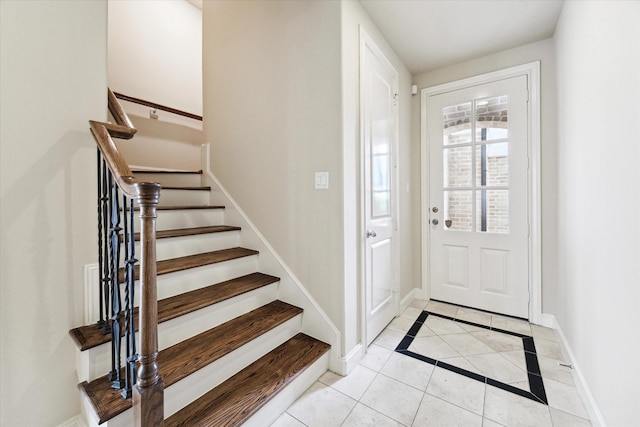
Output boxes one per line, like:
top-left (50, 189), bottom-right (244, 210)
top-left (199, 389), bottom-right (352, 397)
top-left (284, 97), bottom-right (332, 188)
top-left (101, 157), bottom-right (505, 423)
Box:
top-left (90, 88), bottom-right (164, 426)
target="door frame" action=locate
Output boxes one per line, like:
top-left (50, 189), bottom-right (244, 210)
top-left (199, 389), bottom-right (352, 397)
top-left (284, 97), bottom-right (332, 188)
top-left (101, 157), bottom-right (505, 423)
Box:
top-left (420, 62), bottom-right (542, 323)
top-left (359, 27), bottom-right (400, 346)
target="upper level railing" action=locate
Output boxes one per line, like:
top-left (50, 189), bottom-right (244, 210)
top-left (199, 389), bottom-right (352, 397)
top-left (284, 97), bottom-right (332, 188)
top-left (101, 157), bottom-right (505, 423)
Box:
top-left (90, 88), bottom-right (164, 426)
top-left (113, 91), bottom-right (203, 121)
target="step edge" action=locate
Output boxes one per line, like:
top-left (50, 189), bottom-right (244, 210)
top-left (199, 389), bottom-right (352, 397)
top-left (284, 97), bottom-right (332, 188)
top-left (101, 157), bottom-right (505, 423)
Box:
top-left (69, 272), bottom-right (280, 351)
top-left (78, 302), bottom-right (304, 424)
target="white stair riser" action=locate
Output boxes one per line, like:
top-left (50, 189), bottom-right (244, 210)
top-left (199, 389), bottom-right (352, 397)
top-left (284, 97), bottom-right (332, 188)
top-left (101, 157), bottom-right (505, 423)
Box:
top-left (86, 256), bottom-right (260, 329)
top-left (158, 189), bottom-right (210, 206)
top-left (164, 315), bottom-right (303, 418)
top-left (243, 352), bottom-right (330, 427)
top-left (130, 231), bottom-right (241, 261)
top-left (76, 283), bottom-right (279, 382)
top-left (132, 173), bottom-right (202, 187)
top-left (154, 255), bottom-right (259, 301)
top-left (153, 209), bottom-right (225, 230)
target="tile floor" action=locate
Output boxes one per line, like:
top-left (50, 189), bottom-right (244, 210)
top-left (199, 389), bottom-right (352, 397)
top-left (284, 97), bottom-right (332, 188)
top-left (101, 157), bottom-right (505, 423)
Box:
top-left (271, 300), bottom-right (593, 427)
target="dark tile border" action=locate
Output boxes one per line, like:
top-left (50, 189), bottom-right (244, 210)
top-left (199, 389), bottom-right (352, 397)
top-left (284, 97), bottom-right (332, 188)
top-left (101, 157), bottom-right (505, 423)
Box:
top-left (394, 311), bottom-right (548, 405)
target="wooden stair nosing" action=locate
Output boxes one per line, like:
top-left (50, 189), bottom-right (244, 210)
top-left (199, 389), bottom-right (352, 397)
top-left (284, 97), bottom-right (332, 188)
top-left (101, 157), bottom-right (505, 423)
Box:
top-left (117, 247), bottom-right (258, 283)
top-left (131, 169), bottom-right (203, 175)
top-left (69, 272), bottom-right (279, 351)
top-left (161, 185), bottom-right (211, 191)
top-left (78, 301), bottom-right (303, 424)
top-left (133, 225), bottom-right (241, 241)
top-left (165, 333), bottom-right (331, 427)
top-left (129, 205), bottom-right (225, 211)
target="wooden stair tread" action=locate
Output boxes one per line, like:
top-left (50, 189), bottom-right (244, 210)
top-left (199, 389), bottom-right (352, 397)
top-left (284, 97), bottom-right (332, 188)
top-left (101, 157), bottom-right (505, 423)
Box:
top-left (135, 225), bottom-right (241, 241)
top-left (69, 272), bottom-right (279, 351)
top-left (131, 169), bottom-right (203, 175)
top-left (78, 301), bottom-right (303, 424)
top-left (161, 185), bottom-right (211, 191)
top-left (128, 205), bottom-right (225, 211)
top-left (118, 247), bottom-right (258, 283)
top-left (165, 333), bottom-right (330, 427)
top-left (155, 205), bottom-right (224, 211)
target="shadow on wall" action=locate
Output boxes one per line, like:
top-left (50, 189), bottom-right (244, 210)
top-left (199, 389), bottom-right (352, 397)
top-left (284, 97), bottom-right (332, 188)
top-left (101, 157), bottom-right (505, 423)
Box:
top-left (114, 114), bottom-right (204, 170)
top-left (0, 129), bottom-right (96, 425)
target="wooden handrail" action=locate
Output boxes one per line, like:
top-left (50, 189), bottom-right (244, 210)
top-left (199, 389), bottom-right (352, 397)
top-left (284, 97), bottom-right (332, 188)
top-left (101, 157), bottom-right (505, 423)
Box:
top-left (113, 91), bottom-right (203, 121)
top-left (90, 88), bottom-right (164, 426)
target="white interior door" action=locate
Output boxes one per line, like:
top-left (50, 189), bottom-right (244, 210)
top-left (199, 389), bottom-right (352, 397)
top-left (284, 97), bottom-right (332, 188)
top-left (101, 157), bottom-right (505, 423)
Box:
top-left (361, 31), bottom-right (398, 345)
top-left (427, 76), bottom-right (529, 318)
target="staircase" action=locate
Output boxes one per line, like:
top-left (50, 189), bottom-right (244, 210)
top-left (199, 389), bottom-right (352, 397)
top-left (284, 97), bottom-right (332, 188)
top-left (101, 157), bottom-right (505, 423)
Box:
top-left (70, 169), bottom-right (331, 426)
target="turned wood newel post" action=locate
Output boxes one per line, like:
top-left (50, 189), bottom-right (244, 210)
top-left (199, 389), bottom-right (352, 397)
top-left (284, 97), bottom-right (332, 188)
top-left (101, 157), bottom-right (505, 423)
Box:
top-left (133, 182), bottom-right (164, 427)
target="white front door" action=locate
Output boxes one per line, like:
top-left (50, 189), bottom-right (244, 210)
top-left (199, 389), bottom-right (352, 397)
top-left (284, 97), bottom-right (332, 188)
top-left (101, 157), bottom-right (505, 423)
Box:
top-left (427, 75), bottom-right (529, 318)
top-left (361, 30), bottom-right (398, 345)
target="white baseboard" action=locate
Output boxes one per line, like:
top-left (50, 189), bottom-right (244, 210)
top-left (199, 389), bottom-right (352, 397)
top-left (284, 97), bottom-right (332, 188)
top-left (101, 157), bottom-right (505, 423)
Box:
top-left (544, 314), bottom-right (607, 427)
top-left (400, 288), bottom-right (421, 313)
top-left (335, 343), bottom-right (364, 376)
top-left (56, 415), bottom-right (87, 427)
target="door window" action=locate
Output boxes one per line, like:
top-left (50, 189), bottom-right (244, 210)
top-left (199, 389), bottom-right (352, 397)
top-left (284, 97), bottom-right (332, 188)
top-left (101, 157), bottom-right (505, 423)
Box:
top-left (442, 96), bottom-right (510, 233)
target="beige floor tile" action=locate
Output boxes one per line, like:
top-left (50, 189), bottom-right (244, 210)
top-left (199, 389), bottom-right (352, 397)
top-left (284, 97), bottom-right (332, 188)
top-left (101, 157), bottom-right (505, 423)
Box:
top-left (286, 381), bottom-right (356, 427)
top-left (457, 308), bottom-right (493, 327)
top-left (440, 332), bottom-right (495, 356)
top-left (410, 298), bottom-right (428, 310)
top-left (270, 412), bottom-right (306, 427)
top-left (491, 315), bottom-right (532, 335)
top-left (531, 324), bottom-right (559, 342)
top-left (373, 329), bottom-right (405, 350)
top-left (537, 355), bottom-right (575, 385)
top-left (426, 300), bottom-right (459, 317)
top-left (400, 306), bottom-right (423, 321)
top-left (484, 385), bottom-right (552, 427)
top-left (319, 365), bottom-right (377, 400)
top-left (465, 353), bottom-right (529, 385)
top-left (413, 393), bottom-right (483, 427)
top-left (360, 375), bottom-right (424, 426)
top-left (425, 316), bottom-right (467, 335)
top-left (360, 344), bottom-right (393, 372)
top-left (544, 377), bottom-right (589, 419)
top-left (549, 407), bottom-right (592, 426)
top-left (426, 367), bottom-right (486, 415)
top-left (408, 335), bottom-right (460, 359)
top-left (534, 337), bottom-right (566, 362)
top-left (381, 351), bottom-right (435, 391)
top-left (388, 316), bottom-right (417, 334)
top-left (342, 403), bottom-right (403, 427)
top-left (471, 330), bottom-right (523, 352)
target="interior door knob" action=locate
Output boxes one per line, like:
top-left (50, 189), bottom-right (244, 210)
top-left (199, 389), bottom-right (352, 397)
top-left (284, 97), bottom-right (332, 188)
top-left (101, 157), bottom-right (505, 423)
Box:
top-left (432, 219), bottom-right (439, 225)
top-left (366, 229), bottom-right (377, 238)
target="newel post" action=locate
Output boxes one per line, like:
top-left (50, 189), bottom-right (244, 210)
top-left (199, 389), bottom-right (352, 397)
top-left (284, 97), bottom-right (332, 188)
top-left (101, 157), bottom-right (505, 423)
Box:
top-left (133, 182), bottom-right (164, 427)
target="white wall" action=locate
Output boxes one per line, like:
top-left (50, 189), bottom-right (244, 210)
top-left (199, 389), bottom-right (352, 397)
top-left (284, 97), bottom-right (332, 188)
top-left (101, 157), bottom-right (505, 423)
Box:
top-left (0, 1), bottom-right (107, 425)
top-left (554, 2), bottom-right (640, 426)
top-left (203, 0), bottom-right (346, 343)
top-left (108, 0), bottom-right (202, 116)
top-left (412, 39), bottom-right (558, 313)
top-left (109, 0), bottom-right (203, 170)
top-left (341, 0), bottom-right (414, 355)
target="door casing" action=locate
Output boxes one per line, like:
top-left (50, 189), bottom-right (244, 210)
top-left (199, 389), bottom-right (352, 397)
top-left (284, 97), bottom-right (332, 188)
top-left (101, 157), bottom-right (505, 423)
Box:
top-left (420, 62), bottom-right (542, 323)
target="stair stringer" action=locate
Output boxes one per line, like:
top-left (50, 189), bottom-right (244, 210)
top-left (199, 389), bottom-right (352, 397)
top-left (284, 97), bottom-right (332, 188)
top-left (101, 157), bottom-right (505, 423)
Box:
top-left (200, 144), bottom-right (342, 374)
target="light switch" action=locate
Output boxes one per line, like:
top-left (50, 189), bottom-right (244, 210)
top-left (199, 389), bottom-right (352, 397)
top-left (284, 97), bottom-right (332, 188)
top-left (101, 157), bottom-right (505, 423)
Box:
top-left (315, 172), bottom-right (329, 190)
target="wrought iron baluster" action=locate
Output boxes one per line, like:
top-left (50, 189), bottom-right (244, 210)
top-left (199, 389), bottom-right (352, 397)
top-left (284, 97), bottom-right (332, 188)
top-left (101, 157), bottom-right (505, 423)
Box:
top-left (109, 180), bottom-right (124, 389)
top-left (122, 195), bottom-right (138, 398)
top-left (100, 165), bottom-right (112, 335)
top-left (96, 150), bottom-right (106, 331)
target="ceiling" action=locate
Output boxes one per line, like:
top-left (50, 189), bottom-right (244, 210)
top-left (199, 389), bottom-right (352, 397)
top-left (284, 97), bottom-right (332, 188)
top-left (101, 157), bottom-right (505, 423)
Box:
top-left (359, 0), bottom-right (564, 75)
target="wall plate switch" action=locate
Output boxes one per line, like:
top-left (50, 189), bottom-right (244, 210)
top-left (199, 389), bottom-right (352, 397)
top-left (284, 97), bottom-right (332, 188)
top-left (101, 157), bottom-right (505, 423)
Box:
top-left (315, 172), bottom-right (329, 190)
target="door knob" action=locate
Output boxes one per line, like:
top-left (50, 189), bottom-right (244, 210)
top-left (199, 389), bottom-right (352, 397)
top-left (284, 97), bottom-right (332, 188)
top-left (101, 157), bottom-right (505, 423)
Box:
top-left (366, 229), bottom-right (377, 238)
top-left (431, 219), bottom-right (439, 225)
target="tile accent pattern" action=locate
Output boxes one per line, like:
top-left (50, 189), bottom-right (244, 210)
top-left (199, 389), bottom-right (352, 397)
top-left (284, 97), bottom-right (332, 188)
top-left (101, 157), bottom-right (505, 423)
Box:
top-left (395, 310), bottom-right (548, 404)
top-left (273, 300), bottom-right (592, 426)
